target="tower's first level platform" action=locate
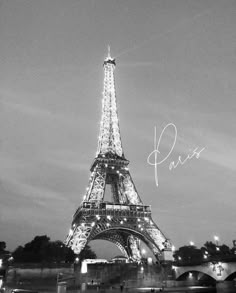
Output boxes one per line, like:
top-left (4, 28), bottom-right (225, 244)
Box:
top-left (73, 201), bottom-right (152, 222)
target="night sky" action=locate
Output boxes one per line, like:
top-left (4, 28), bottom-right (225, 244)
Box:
top-left (1, 0), bottom-right (236, 259)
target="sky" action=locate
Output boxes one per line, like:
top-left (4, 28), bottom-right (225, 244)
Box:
top-left (0, 0), bottom-right (236, 259)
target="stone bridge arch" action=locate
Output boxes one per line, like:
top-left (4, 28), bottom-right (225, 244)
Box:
top-left (225, 271), bottom-right (236, 281)
top-left (174, 262), bottom-right (236, 281)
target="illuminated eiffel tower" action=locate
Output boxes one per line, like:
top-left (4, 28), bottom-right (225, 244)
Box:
top-left (65, 48), bottom-right (173, 263)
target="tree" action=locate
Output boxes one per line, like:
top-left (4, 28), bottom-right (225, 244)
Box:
top-left (174, 245), bottom-right (203, 265)
top-left (12, 236), bottom-right (75, 263)
top-left (15, 235), bottom-right (50, 262)
top-left (0, 242), bottom-right (6, 252)
top-left (12, 236), bottom-right (96, 264)
top-left (201, 241), bottom-right (235, 261)
top-left (219, 244), bottom-right (231, 255)
top-left (203, 241), bottom-right (217, 256)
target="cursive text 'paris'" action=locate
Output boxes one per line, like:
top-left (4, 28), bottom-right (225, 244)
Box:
top-left (147, 123), bottom-right (205, 187)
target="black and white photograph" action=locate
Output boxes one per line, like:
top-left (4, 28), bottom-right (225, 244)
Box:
top-left (0, 1), bottom-right (236, 292)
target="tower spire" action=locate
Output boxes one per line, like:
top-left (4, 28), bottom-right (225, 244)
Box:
top-left (107, 45), bottom-right (111, 59)
top-left (97, 48), bottom-right (123, 157)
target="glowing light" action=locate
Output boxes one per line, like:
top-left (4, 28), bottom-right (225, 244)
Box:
top-left (69, 229), bottom-right (73, 235)
top-left (178, 256), bottom-right (182, 260)
top-left (189, 272), bottom-right (193, 278)
top-left (172, 245), bottom-right (175, 252)
top-left (147, 257), bottom-right (152, 265)
top-left (107, 215), bottom-right (112, 220)
top-left (141, 249), bottom-right (146, 255)
top-left (0, 259), bottom-right (2, 268)
top-left (81, 261), bottom-right (87, 274)
top-left (190, 241), bottom-right (194, 246)
top-left (120, 221), bottom-right (124, 224)
top-left (106, 223), bottom-right (110, 227)
top-left (91, 222), bottom-right (95, 227)
top-left (204, 255), bottom-right (207, 259)
top-left (124, 218), bottom-right (127, 221)
top-left (214, 235), bottom-right (219, 241)
top-left (137, 218), bottom-right (140, 222)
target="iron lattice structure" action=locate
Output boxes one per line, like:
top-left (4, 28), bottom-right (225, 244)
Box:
top-left (65, 49), bottom-right (173, 262)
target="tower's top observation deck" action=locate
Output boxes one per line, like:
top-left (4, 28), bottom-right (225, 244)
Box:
top-left (103, 46), bottom-right (116, 66)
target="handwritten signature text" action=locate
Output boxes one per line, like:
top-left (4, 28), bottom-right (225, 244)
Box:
top-left (147, 123), bottom-right (205, 187)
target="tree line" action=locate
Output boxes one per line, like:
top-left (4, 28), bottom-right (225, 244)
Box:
top-left (2, 237), bottom-right (236, 266)
top-left (173, 241), bottom-right (236, 265)
top-left (0, 236), bottom-right (96, 264)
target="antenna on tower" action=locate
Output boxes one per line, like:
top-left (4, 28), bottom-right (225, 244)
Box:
top-left (107, 45), bottom-right (111, 59)
top-left (104, 45), bottom-right (115, 65)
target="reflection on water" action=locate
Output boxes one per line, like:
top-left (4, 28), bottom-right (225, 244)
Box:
top-left (76, 284), bottom-right (236, 293)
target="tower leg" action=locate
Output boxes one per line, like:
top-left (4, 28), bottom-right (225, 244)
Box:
top-left (145, 222), bottom-right (173, 262)
top-left (128, 235), bottom-right (142, 262)
top-left (69, 223), bottom-right (92, 255)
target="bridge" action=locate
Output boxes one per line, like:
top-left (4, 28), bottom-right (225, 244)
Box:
top-left (174, 261), bottom-right (236, 281)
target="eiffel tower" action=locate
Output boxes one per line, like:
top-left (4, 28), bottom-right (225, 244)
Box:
top-left (65, 48), bottom-right (173, 263)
